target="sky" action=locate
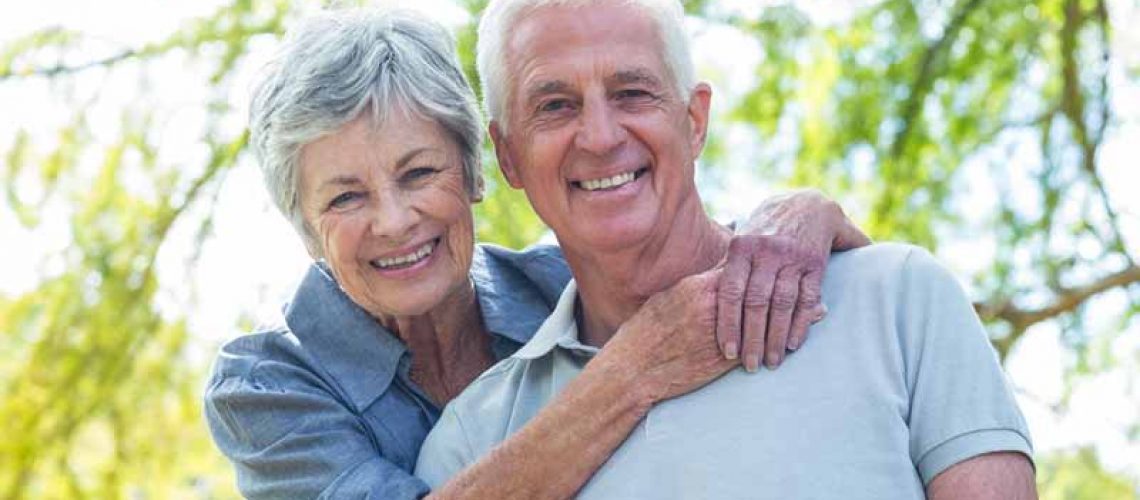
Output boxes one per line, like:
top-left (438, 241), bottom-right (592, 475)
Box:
top-left (1, 0), bottom-right (1138, 486)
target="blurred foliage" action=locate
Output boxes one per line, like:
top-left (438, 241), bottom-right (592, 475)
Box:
top-left (1039, 448), bottom-right (1137, 499)
top-left (0, 0), bottom-right (1137, 498)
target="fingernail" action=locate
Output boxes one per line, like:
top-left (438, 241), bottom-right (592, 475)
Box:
top-left (788, 337), bottom-right (801, 351)
top-left (724, 342), bottom-right (738, 360)
top-left (745, 354), bottom-right (760, 373)
top-left (811, 304), bottom-right (829, 323)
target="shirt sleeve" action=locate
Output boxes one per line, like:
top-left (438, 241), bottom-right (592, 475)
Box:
top-left (204, 361), bottom-right (429, 499)
top-left (413, 402), bottom-right (477, 488)
top-left (898, 247), bottom-right (1034, 485)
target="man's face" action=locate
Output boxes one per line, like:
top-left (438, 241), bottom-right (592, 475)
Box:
top-left (491, 2), bottom-right (711, 254)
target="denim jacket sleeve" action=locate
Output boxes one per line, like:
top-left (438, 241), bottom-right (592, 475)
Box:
top-left (204, 333), bottom-right (430, 500)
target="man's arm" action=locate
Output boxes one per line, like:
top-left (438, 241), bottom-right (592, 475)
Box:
top-left (898, 247), bottom-right (1035, 495)
top-left (927, 452), bottom-right (1037, 500)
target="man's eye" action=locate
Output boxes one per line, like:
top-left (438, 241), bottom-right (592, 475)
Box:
top-left (328, 191), bottom-right (363, 209)
top-left (616, 88), bottom-right (652, 100)
top-left (539, 99), bottom-right (572, 113)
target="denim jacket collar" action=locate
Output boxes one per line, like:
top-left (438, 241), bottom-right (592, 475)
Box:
top-left (284, 262), bottom-right (406, 411)
top-left (284, 245), bottom-right (567, 411)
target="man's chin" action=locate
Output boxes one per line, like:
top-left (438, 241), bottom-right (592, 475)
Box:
top-left (563, 220), bottom-right (656, 255)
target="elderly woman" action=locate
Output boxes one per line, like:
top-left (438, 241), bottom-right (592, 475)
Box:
top-left (204, 8), bottom-right (868, 499)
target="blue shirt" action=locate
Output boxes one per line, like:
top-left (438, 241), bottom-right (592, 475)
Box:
top-left (204, 244), bottom-right (571, 499)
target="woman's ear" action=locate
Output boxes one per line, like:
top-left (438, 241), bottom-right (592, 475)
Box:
top-left (472, 171), bottom-right (486, 203)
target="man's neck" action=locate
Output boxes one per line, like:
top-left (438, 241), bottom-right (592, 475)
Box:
top-left (564, 202), bottom-right (731, 347)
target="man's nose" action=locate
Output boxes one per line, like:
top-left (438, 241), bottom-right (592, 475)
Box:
top-left (574, 95), bottom-right (626, 156)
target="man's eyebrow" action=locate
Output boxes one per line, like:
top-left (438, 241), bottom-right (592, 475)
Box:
top-left (608, 68), bottom-right (664, 88)
top-left (523, 80), bottom-right (572, 103)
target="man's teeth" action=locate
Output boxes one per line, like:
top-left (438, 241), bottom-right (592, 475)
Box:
top-left (372, 242), bottom-right (434, 269)
top-left (580, 171), bottom-right (636, 191)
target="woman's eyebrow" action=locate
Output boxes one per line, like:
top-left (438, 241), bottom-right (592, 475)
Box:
top-left (318, 175), bottom-right (361, 192)
top-left (394, 147), bottom-right (435, 169)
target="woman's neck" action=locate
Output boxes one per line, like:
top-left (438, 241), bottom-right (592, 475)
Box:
top-left (378, 280), bottom-right (495, 405)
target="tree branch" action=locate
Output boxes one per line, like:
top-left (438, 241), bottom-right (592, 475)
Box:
top-left (888, 0), bottom-right (986, 160)
top-left (977, 265), bottom-right (1140, 344)
top-left (1059, 0), bottom-right (1134, 266)
top-left (0, 50), bottom-right (137, 81)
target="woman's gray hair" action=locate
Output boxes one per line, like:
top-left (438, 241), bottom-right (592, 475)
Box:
top-left (476, 0), bottom-right (695, 134)
top-left (250, 8), bottom-right (483, 256)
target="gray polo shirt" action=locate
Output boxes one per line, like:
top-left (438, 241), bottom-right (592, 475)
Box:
top-left (415, 243), bottom-right (1033, 499)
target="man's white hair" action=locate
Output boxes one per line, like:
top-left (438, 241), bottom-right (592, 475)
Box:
top-left (476, 0), bottom-right (696, 133)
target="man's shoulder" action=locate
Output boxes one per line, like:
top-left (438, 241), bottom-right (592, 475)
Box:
top-left (823, 242), bottom-right (952, 291)
top-left (826, 241), bottom-right (919, 270)
top-left (442, 355), bottom-right (539, 421)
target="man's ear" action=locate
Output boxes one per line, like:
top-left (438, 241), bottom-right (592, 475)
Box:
top-left (686, 82), bottom-right (712, 158)
top-left (490, 121), bottom-right (524, 189)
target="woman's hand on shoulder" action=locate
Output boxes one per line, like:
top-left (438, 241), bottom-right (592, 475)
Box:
top-left (600, 268), bottom-right (735, 405)
top-left (719, 189), bottom-right (870, 371)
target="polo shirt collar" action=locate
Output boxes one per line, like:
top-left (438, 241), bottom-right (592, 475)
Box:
top-left (513, 280), bottom-right (600, 359)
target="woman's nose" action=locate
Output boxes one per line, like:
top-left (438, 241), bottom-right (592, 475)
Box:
top-left (369, 189), bottom-right (418, 239)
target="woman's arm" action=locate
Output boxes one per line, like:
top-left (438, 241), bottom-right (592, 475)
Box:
top-left (205, 347), bottom-right (431, 499)
top-left (426, 190), bottom-right (867, 499)
top-left (427, 270), bottom-right (728, 499)
top-left (719, 189), bottom-right (871, 371)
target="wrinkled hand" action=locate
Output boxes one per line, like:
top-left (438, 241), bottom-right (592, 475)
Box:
top-left (602, 268), bottom-right (737, 403)
top-left (718, 189), bottom-right (871, 372)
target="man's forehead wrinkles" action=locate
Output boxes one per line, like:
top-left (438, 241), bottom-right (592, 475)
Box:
top-left (608, 67), bottom-right (663, 88)
top-left (522, 66), bottom-right (664, 99)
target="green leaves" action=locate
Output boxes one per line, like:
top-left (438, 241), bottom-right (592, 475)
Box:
top-left (1, 0), bottom-right (1136, 496)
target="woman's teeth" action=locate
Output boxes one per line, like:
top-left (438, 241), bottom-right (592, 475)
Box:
top-left (372, 241), bottom-right (435, 269)
top-left (579, 171), bottom-right (637, 191)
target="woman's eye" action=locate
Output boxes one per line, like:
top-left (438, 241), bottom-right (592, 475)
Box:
top-left (404, 167), bottom-right (439, 182)
top-left (328, 191), bottom-right (363, 209)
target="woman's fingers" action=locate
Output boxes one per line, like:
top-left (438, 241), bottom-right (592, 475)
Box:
top-left (762, 265), bottom-right (800, 369)
top-left (718, 234), bottom-right (831, 371)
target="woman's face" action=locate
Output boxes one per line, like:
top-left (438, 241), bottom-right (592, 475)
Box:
top-left (298, 110), bottom-right (477, 319)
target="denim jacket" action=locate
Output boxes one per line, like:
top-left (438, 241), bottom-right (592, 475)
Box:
top-left (204, 244), bottom-right (570, 499)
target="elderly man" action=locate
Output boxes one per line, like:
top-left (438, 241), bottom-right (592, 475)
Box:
top-left (416, 0), bottom-right (1036, 498)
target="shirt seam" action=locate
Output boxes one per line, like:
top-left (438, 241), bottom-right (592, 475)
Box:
top-left (451, 404), bottom-right (479, 470)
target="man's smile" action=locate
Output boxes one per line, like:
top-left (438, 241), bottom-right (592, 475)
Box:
top-left (571, 166), bottom-right (650, 192)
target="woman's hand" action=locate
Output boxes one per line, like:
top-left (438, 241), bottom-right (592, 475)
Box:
top-left (599, 268), bottom-right (736, 404)
top-left (718, 189), bottom-right (871, 371)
